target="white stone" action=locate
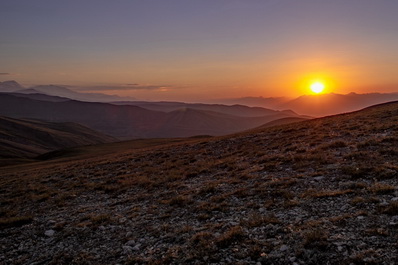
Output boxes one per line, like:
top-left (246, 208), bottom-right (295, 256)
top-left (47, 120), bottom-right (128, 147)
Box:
top-left (44, 230), bottom-right (55, 237)
top-left (280, 245), bottom-right (289, 251)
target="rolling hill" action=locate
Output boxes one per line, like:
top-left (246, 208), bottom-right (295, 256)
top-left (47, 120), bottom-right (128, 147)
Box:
top-left (0, 93), bottom-right (305, 139)
top-left (112, 101), bottom-right (295, 117)
top-left (224, 92), bottom-right (398, 116)
top-left (0, 101), bottom-right (397, 264)
top-left (279, 92), bottom-right (398, 116)
top-left (0, 116), bottom-right (116, 162)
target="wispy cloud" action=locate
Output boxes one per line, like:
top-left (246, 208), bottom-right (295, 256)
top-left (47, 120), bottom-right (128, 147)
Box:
top-left (0, 73), bottom-right (10, 75)
top-left (76, 84), bottom-right (173, 91)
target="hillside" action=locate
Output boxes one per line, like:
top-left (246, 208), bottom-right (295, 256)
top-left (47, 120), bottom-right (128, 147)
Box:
top-left (218, 93), bottom-right (398, 116)
top-left (0, 101), bottom-right (397, 264)
top-left (0, 93), bottom-right (304, 139)
top-left (254, 117), bottom-right (309, 130)
top-left (277, 92), bottom-right (398, 116)
top-left (0, 116), bottom-right (116, 163)
top-left (113, 101), bottom-right (293, 117)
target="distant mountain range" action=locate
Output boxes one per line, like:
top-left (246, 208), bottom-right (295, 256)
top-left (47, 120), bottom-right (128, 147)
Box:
top-left (0, 93), bottom-right (303, 139)
top-left (0, 116), bottom-right (116, 160)
top-left (2, 80), bottom-right (397, 117)
top-left (217, 92), bottom-right (398, 116)
top-left (1, 80), bottom-right (397, 140)
top-left (0, 80), bottom-right (131, 102)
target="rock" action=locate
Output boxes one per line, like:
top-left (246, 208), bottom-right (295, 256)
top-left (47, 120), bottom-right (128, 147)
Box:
top-left (389, 216), bottom-right (398, 226)
top-left (280, 245), bottom-right (289, 251)
top-left (122, 246), bottom-right (133, 255)
top-left (44, 230), bottom-right (55, 237)
top-left (132, 244), bottom-right (141, 251)
top-left (125, 240), bottom-right (135, 246)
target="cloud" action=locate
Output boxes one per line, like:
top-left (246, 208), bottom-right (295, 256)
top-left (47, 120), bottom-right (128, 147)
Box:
top-left (76, 84), bottom-right (173, 91)
top-left (0, 73), bottom-right (10, 75)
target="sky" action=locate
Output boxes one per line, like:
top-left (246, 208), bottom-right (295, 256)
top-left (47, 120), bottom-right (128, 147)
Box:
top-left (1, 0), bottom-right (398, 101)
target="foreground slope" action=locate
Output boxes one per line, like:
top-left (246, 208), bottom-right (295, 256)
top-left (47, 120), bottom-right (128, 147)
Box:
top-left (0, 102), bottom-right (397, 264)
top-left (0, 116), bottom-right (116, 162)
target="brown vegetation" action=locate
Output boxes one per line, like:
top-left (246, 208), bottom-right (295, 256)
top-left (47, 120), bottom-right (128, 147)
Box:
top-left (0, 101), bottom-right (397, 264)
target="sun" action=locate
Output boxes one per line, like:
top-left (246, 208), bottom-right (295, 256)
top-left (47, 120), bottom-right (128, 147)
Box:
top-left (310, 82), bottom-right (325, 94)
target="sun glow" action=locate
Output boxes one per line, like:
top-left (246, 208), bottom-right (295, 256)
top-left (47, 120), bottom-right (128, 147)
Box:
top-left (310, 82), bottom-right (325, 94)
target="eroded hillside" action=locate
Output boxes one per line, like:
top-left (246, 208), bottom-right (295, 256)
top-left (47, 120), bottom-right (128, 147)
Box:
top-left (0, 102), bottom-right (397, 264)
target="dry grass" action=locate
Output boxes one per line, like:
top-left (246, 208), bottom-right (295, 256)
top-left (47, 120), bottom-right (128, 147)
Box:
top-left (302, 229), bottom-right (329, 249)
top-left (368, 183), bottom-right (396, 194)
top-left (0, 101), bottom-right (397, 264)
top-left (0, 215), bottom-right (33, 228)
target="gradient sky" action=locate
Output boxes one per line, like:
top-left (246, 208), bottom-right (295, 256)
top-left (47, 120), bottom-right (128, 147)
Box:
top-left (1, 0), bottom-right (398, 101)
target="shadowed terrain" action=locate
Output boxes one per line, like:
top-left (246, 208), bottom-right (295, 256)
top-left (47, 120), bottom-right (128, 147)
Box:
top-left (0, 116), bottom-right (116, 166)
top-left (0, 93), bottom-right (304, 139)
top-left (0, 101), bottom-right (397, 264)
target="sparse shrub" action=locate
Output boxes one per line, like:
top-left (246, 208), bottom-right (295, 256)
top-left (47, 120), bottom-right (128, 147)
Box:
top-left (369, 183), bottom-right (396, 194)
top-left (328, 213), bottom-right (353, 225)
top-left (190, 231), bottom-right (214, 247)
top-left (350, 196), bottom-right (366, 205)
top-left (165, 195), bottom-right (192, 207)
top-left (340, 181), bottom-right (368, 190)
top-left (357, 139), bottom-right (379, 149)
top-left (364, 228), bottom-right (389, 237)
top-left (380, 201), bottom-right (398, 215)
top-left (379, 148), bottom-right (398, 156)
top-left (274, 190), bottom-right (295, 200)
top-left (349, 249), bottom-right (380, 265)
top-left (197, 183), bottom-right (218, 195)
top-left (32, 193), bottom-right (51, 202)
top-left (303, 189), bottom-right (353, 199)
top-left (302, 229), bottom-right (328, 249)
top-left (215, 226), bottom-right (245, 248)
top-left (90, 213), bottom-right (112, 224)
top-left (284, 199), bottom-right (300, 208)
top-left (341, 166), bottom-right (371, 179)
top-left (0, 216), bottom-right (33, 228)
top-left (324, 141), bottom-right (348, 149)
top-left (263, 213), bottom-right (281, 224)
top-left (244, 213), bottom-right (265, 227)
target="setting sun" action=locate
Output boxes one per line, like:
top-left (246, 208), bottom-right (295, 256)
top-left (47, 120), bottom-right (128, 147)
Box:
top-left (310, 82), bottom-right (325, 94)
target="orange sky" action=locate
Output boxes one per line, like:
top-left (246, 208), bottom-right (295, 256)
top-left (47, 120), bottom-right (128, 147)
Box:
top-left (1, 1), bottom-right (398, 101)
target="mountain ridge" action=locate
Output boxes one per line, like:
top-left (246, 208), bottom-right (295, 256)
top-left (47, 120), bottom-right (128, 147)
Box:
top-left (0, 116), bottom-right (116, 163)
top-left (0, 93), bottom-right (306, 139)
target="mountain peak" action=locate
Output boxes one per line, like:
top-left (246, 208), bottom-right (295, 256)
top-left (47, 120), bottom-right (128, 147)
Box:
top-left (0, 80), bottom-right (24, 92)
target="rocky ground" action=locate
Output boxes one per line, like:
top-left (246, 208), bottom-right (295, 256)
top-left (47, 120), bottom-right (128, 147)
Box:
top-left (1, 102), bottom-right (398, 264)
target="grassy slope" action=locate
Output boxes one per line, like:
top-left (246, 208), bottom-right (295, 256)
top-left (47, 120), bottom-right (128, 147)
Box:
top-left (0, 116), bottom-right (116, 162)
top-left (0, 101), bottom-right (397, 264)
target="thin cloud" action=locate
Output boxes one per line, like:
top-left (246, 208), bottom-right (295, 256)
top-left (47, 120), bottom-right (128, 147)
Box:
top-left (77, 84), bottom-right (173, 91)
top-left (0, 73), bottom-right (10, 75)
